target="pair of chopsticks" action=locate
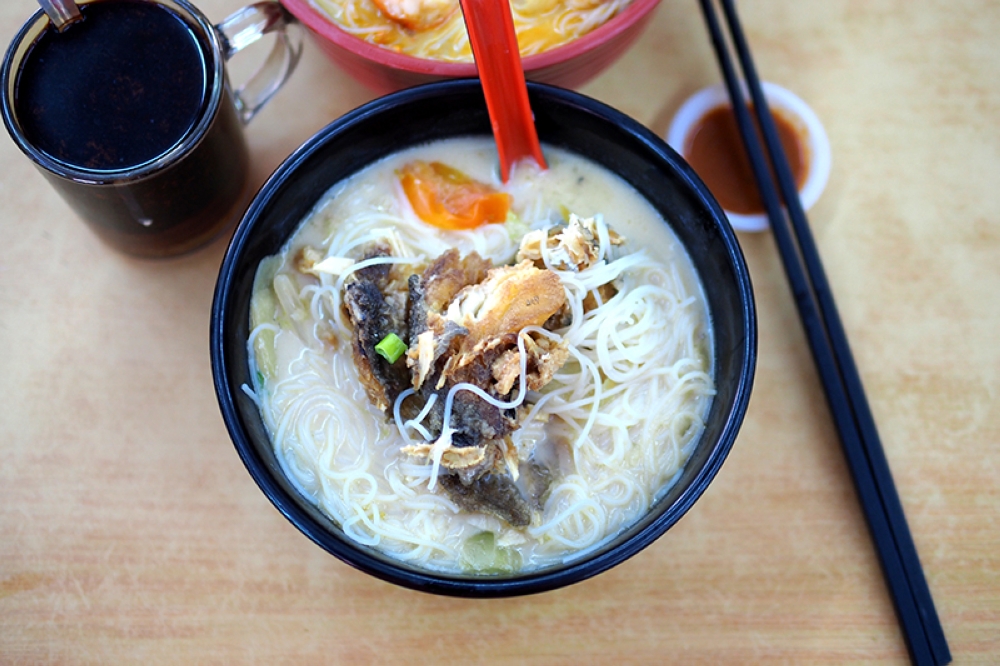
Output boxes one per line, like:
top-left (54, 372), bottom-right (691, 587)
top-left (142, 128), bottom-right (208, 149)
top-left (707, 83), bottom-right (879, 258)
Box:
top-left (696, 1), bottom-right (951, 664)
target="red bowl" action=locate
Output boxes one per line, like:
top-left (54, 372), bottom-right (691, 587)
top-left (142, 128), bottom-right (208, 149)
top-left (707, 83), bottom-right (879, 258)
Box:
top-left (280, 0), bottom-right (661, 93)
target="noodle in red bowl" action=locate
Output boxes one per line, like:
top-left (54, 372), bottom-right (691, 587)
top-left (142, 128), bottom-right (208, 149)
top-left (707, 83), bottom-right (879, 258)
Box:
top-left (280, 0), bottom-right (661, 93)
top-left (211, 80), bottom-right (755, 596)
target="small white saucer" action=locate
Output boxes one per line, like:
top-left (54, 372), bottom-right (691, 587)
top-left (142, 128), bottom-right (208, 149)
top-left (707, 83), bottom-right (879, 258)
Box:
top-left (666, 82), bottom-right (831, 233)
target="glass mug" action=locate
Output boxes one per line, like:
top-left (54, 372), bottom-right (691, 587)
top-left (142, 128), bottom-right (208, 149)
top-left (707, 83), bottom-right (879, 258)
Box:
top-left (1, 0), bottom-right (301, 258)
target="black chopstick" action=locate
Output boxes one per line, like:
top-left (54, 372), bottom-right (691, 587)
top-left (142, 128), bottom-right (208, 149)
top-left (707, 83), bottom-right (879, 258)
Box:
top-left (696, 1), bottom-right (951, 664)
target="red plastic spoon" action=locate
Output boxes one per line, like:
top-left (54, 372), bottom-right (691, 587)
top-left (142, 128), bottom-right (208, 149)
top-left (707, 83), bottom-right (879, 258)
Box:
top-left (459, 0), bottom-right (547, 182)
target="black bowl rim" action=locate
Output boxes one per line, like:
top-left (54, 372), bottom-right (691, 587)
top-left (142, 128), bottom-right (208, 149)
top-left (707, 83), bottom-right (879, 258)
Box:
top-left (211, 79), bottom-right (756, 597)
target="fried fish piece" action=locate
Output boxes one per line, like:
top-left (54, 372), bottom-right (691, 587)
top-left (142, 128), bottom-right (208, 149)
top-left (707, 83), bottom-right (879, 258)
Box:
top-left (443, 260), bottom-right (566, 346)
top-left (406, 248), bottom-right (491, 389)
top-left (408, 256), bottom-right (569, 452)
top-left (491, 333), bottom-right (571, 396)
top-left (354, 245), bottom-right (572, 528)
top-left (518, 215), bottom-right (625, 318)
top-left (516, 214), bottom-right (624, 272)
top-left (342, 243), bottom-right (412, 412)
top-left (438, 472), bottom-right (532, 527)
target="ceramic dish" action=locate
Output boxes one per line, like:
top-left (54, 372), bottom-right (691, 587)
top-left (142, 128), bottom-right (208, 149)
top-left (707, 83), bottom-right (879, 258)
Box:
top-left (666, 81), bottom-right (831, 233)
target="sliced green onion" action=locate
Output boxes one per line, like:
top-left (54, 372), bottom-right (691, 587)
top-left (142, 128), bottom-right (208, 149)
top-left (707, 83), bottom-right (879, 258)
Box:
top-left (375, 333), bottom-right (407, 363)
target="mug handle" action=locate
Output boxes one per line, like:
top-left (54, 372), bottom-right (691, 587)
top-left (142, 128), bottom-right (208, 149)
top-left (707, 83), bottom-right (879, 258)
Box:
top-left (216, 2), bottom-right (303, 124)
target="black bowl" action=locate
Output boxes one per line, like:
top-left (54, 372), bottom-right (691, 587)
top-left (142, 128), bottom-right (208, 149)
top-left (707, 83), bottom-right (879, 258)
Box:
top-left (211, 79), bottom-right (756, 597)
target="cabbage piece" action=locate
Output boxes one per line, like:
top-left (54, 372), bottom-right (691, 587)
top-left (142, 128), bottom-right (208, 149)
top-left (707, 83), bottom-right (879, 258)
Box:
top-left (460, 531), bottom-right (522, 574)
top-left (250, 293), bottom-right (278, 381)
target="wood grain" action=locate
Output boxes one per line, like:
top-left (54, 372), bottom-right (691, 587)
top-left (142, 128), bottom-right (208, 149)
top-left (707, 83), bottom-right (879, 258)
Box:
top-left (1, 0), bottom-right (997, 663)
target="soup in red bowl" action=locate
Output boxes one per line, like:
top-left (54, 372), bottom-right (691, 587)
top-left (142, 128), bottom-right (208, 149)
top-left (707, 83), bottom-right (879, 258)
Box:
top-left (280, 0), bottom-right (661, 93)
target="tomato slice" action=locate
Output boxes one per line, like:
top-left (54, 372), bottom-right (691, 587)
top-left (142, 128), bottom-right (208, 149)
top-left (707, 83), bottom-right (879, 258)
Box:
top-left (400, 161), bottom-right (512, 231)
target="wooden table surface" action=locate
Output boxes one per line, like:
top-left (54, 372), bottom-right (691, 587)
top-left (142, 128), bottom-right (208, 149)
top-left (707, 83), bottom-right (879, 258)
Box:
top-left (2, 0), bottom-right (997, 663)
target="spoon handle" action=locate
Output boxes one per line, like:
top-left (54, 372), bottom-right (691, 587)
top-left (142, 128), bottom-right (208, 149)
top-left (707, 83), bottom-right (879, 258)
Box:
top-left (37, 0), bottom-right (82, 31)
top-left (459, 0), bottom-right (546, 182)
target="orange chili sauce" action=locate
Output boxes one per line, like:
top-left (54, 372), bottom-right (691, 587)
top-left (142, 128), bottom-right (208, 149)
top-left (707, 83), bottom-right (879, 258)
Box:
top-left (684, 104), bottom-right (808, 215)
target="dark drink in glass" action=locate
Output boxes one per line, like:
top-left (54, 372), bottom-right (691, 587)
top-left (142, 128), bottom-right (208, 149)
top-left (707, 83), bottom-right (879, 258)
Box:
top-left (1, 0), bottom-right (298, 258)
